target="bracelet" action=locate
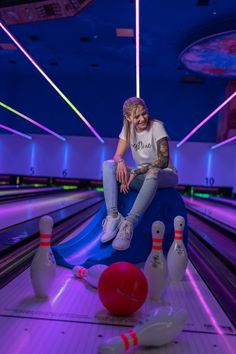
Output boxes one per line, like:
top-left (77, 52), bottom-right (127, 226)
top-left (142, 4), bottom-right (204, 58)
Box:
top-left (116, 158), bottom-right (124, 163)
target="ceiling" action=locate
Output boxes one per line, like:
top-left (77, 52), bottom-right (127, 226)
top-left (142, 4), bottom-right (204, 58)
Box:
top-left (0, 0), bottom-right (236, 142)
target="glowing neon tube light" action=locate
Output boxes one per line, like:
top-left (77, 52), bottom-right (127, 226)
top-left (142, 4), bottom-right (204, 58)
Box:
top-left (135, 0), bottom-right (140, 98)
top-left (177, 91), bottom-right (236, 148)
top-left (0, 101), bottom-right (66, 141)
top-left (0, 123), bottom-right (32, 139)
top-left (211, 135), bottom-right (236, 149)
top-left (0, 21), bottom-right (104, 144)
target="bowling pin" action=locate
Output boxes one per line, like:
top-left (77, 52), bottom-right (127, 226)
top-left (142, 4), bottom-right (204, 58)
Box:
top-left (98, 306), bottom-right (187, 353)
top-left (144, 221), bottom-right (168, 302)
top-left (73, 264), bottom-right (108, 288)
top-left (30, 215), bottom-right (56, 298)
top-left (167, 215), bottom-right (188, 282)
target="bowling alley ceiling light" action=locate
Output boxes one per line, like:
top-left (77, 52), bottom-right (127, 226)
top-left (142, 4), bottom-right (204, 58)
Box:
top-left (211, 135), bottom-right (236, 149)
top-left (0, 101), bottom-right (66, 141)
top-left (135, 0), bottom-right (140, 98)
top-left (0, 123), bottom-right (32, 139)
top-left (0, 20), bottom-right (104, 143)
top-left (177, 90), bottom-right (236, 147)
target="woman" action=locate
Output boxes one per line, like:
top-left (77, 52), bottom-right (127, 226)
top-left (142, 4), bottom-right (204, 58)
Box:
top-left (101, 97), bottom-right (178, 251)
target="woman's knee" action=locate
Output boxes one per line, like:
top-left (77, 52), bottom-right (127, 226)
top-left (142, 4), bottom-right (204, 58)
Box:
top-left (145, 167), bottom-right (159, 180)
top-left (103, 160), bottom-right (116, 174)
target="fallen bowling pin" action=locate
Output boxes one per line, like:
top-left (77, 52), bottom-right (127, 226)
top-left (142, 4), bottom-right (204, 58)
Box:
top-left (73, 264), bottom-right (108, 288)
top-left (144, 221), bottom-right (168, 302)
top-left (98, 306), bottom-right (187, 354)
top-left (167, 215), bottom-right (188, 282)
top-left (30, 215), bottom-right (56, 298)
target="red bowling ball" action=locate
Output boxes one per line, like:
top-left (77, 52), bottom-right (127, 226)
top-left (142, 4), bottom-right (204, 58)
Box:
top-left (98, 261), bottom-right (148, 316)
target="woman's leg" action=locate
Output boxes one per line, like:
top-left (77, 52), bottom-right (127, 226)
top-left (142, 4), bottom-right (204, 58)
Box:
top-left (112, 168), bottom-right (158, 250)
top-left (101, 160), bottom-right (123, 243)
top-left (127, 168), bottom-right (178, 223)
top-left (126, 167), bottom-right (159, 224)
top-left (102, 160), bottom-right (119, 216)
top-left (112, 168), bottom-right (178, 250)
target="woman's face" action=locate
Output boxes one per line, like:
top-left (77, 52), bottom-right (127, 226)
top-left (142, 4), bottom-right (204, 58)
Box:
top-left (128, 104), bottom-right (149, 132)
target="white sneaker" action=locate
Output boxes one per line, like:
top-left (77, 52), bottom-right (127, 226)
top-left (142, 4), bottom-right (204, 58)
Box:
top-left (100, 213), bottom-right (123, 243)
top-left (112, 220), bottom-right (134, 251)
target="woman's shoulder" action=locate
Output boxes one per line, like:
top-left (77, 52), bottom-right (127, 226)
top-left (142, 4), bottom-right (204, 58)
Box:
top-left (149, 117), bottom-right (164, 128)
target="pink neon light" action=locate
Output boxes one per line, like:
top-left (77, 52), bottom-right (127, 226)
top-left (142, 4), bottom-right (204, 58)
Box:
top-left (135, 0), bottom-right (140, 98)
top-left (186, 268), bottom-right (224, 335)
top-left (0, 101), bottom-right (66, 141)
top-left (0, 21), bottom-right (104, 143)
top-left (177, 91), bottom-right (236, 147)
top-left (0, 123), bottom-right (32, 139)
top-left (211, 135), bottom-right (236, 149)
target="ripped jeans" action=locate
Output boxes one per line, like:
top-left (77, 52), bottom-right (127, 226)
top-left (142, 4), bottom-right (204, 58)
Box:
top-left (102, 160), bottom-right (178, 225)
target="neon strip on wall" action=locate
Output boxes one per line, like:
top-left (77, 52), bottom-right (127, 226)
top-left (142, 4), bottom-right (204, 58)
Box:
top-left (135, 0), bottom-right (140, 98)
top-left (211, 135), bottom-right (236, 149)
top-left (0, 21), bottom-right (104, 143)
top-left (0, 123), bottom-right (32, 139)
top-left (0, 101), bottom-right (66, 141)
top-left (177, 91), bottom-right (236, 148)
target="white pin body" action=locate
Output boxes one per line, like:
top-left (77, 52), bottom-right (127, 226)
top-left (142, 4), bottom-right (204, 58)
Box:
top-left (144, 252), bottom-right (168, 302)
top-left (31, 247), bottom-right (56, 298)
top-left (167, 216), bottom-right (188, 282)
top-left (31, 215), bottom-right (56, 298)
top-left (73, 264), bottom-right (108, 288)
top-left (98, 306), bottom-right (187, 353)
top-left (144, 221), bottom-right (168, 302)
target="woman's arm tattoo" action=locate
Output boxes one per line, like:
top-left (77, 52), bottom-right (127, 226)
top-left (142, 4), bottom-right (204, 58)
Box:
top-left (131, 137), bottom-right (169, 175)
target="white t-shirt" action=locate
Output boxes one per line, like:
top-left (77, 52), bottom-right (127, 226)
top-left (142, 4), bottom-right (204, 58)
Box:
top-left (119, 119), bottom-right (175, 170)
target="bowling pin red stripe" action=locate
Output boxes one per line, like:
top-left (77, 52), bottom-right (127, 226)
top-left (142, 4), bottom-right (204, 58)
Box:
top-left (175, 230), bottom-right (183, 235)
top-left (120, 334), bottom-right (130, 350)
top-left (40, 234), bottom-right (52, 239)
top-left (174, 236), bottom-right (183, 240)
top-left (152, 238), bottom-right (162, 243)
top-left (40, 241), bottom-right (51, 246)
top-left (78, 267), bottom-right (86, 278)
top-left (128, 330), bottom-right (138, 346)
top-left (152, 245), bottom-right (162, 250)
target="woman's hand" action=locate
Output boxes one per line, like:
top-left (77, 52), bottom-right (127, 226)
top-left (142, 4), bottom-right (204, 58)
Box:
top-left (120, 173), bottom-right (136, 194)
top-left (116, 160), bottom-right (128, 184)
top-left (127, 173), bottom-right (136, 188)
top-left (120, 183), bottom-right (129, 194)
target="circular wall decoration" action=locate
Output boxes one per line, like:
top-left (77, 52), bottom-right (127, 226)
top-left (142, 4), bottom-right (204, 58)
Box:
top-left (180, 30), bottom-right (236, 78)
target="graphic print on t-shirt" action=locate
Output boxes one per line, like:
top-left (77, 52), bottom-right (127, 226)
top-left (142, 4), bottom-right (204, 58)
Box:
top-left (132, 141), bottom-right (151, 152)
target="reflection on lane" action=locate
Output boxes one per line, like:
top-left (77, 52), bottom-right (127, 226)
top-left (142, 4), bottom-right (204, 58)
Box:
top-left (183, 196), bottom-right (236, 230)
top-left (0, 190), bottom-right (98, 230)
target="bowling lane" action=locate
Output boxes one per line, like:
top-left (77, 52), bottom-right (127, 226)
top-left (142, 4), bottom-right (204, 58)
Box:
top-left (0, 190), bottom-right (99, 230)
top-left (0, 224), bottom-right (235, 354)
top-left (183, 196), bottom-right (236, 231)
top-left (208, 196), bottom-right (236, 208)
top-left (0, 186), bottom-right (62, 196)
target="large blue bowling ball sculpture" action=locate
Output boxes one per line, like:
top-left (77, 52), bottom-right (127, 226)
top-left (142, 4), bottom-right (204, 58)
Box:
top-left (53, 187), bottom-right (188, 268)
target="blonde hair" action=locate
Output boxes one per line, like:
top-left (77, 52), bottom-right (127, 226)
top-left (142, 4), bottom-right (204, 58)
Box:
top-left (122, 97), bottom-right (148, 143)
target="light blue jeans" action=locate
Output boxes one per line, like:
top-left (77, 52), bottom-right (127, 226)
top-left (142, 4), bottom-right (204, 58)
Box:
top-left (102, 160), bottom-right (178, 224)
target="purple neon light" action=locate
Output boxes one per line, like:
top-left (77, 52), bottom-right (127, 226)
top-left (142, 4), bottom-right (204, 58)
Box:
top-left (135, 0), bottom-right (140, 98)
top-left (0, 21), bottom-right (104, 143)
top-left (211, 135), bottom-right (236, 149)
top-left (0, 101), bottom-right (66, 141)
top-left (177, 91), bottom-right (236, 147)
top-left (0, 123), bottom-right (32, 139)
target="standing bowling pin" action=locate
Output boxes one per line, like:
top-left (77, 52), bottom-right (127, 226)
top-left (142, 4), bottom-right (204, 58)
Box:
top-left (98, 306), bottom-right (187, 354)
top-left (167, 215), bottom-right (188, 282)
top-left (30, 215), bottom-right (56, 298)
top-left (144, 221), bottom-right (168, 302)
top-left (73, 264), bottom-right (108, 288)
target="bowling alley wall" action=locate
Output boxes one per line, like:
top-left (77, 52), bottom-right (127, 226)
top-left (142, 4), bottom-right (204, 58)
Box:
top-left (0, 134), bottom-right (235, 193)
